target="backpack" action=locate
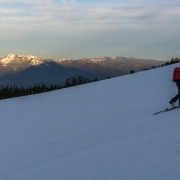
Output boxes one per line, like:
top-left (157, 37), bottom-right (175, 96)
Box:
top-left (173, 67), bottom-right (180, 82)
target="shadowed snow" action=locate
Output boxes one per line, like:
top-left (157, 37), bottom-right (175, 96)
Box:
top-left (0, 62), bottom-right (180, 180)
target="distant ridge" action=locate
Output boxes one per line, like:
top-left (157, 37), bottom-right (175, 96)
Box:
top-left (0, 54), bottom-right (164, 87)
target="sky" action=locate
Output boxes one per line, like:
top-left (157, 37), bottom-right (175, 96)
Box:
top-left (0, 0), bottom-right (180, 60)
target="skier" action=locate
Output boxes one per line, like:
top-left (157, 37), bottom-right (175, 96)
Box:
top-left (169, 82), bottom-right (180, 107)
top-left (169, 67), bottom-right (180, 107)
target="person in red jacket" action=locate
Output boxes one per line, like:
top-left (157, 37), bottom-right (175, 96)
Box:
top-left (169, 81), bottom-right (180, 107)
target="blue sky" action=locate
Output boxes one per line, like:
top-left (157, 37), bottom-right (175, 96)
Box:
top-left (0, 0), bottom-right (180, 60)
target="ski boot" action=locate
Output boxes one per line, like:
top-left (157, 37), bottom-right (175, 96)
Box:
top-left (169, 100), bottom-right (176, 107)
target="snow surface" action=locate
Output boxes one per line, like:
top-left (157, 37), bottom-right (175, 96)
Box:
top-left (0, 63), bottom-right (180, 180)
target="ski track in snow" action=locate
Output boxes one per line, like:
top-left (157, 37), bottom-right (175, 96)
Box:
top-left (0, 63), bottom-right (180, 180)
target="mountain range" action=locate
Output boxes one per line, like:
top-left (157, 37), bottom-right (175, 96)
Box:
top-left (0, 54), bottom-right (164, 87)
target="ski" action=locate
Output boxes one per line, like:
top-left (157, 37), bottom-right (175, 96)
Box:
top-left (153, 106), bottom-right (180, 115)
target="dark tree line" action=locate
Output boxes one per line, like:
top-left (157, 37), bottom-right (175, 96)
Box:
top-left (0, 83), bottom-right (61, 100)
top-left (129, 57), bottom-right (180, 73)
top-left (64, 76), bottom-right (88, 87)
top-left (0, 76), bottom-right (99, 100)
top-left (142, 57), bottom-right (180, 71)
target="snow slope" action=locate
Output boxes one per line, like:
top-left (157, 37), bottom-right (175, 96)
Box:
top-left (0, 63), bottom-right (180, 180)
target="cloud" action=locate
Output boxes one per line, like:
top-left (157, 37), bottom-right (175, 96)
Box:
top-left (0, 0), bottom-right (180, 59)
top-left (0, 0), bottom-right (51, 3)
top-left (0, 0), bottom-right (179, 28)
top-left (0, 7), bottom-right (26, 15)
top-left (0, 0), bottom-right (76, 5)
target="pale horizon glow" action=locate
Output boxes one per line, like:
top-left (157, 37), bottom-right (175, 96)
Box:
top-left (0, 0), bottom-right (180, 60)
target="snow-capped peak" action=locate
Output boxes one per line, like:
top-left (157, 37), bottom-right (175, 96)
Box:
top-left (0, 54), bottom-right (44, 66)
top-left (18, 55), bottom-right (39, 59)
top-left (6, 54), bottom-right (16, 58)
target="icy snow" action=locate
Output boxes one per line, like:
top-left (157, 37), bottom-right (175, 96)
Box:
top-left (0, 63), bottom-right (180, 180)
